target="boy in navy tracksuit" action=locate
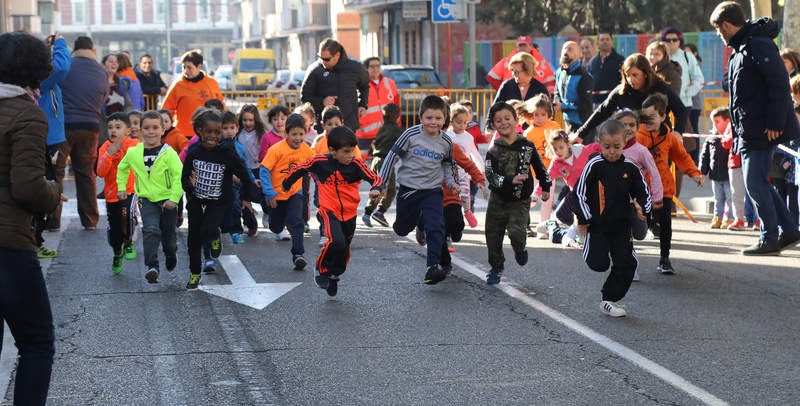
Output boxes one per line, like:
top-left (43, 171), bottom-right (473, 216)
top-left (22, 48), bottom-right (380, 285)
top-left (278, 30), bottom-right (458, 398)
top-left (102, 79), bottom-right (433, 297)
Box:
top-left (373, 96), bottom-right (459, 285)
top-left (575, 120), bottom-right (652, 317)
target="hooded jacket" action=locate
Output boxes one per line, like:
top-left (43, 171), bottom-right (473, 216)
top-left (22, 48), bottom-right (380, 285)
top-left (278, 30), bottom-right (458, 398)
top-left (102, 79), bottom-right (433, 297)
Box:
top-left (726, 18), bottom-right (800, 153)
top-left (555, 60), bottom-right (594, 126)
top-left (0, 84), bottom-right (62, 251)
top-left (117, 143), bottom-right (183, 204)
top-left (485, 135), bottom-right (551, 202)
top-left (300, 50), bottom-right (370, 132)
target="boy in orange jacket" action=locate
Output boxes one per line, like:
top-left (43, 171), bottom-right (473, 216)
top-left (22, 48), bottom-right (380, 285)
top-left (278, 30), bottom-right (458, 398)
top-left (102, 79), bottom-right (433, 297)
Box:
top-left (636, 93), bottom-right (705, 275)
top-left (97, 112), bottom-right (140, 274)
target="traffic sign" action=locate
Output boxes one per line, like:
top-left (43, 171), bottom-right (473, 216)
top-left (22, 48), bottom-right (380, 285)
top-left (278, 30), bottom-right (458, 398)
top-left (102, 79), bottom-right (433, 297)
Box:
top-left (432, 0), bottom-right (465, 23)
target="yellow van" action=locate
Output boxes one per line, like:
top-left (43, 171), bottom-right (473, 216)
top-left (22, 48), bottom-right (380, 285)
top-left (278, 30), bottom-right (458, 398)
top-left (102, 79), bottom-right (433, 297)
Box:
top-left (232, 48), bottom-right (277, 90)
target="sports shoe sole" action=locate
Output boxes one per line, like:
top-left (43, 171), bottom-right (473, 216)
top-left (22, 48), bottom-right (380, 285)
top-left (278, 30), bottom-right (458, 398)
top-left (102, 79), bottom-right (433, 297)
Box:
top-left (372, 213), bottom-right (389, 227)
top-left (314, 274), bottom-right (330, 289)
top-left (657, 266), bottom-right (675, 275)
top-left (326, 279), bottom-right (338, 296)
top-left (294, 257), bottom-right (307, 270)
top-left (145, 269), bottom-right (159, 283)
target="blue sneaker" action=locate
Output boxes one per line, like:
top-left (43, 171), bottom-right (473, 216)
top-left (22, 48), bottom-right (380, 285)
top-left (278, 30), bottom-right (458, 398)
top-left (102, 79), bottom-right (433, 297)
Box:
top-left (362, 213), bottom-right (373, 227)
top-left (514, 250), bottom-right (528, 266)
top-left (231, 233), bottom-right (245, 244)
top-left (486, 267), bottom-right (502, 285)
top-left (203, 258), bottom-right (217, 273)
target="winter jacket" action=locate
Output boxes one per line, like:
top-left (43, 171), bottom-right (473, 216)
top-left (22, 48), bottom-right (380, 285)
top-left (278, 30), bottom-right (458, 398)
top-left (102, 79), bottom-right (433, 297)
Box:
top-left (486, 77), bottom-right (548, 130)
top-left (38, 37), bottom-right (71, 146)
top-left (652, 59), bottom-right (682, 97)
top-left (636, 123), bottom-right (701, 199)
top-left (575, 80), bottom-right (687, 142)
top-left (97, 137), bottom-right (139, 202)
top-left (726, 18), bottom-right (800, 153)
top-left (118, 67), bottom-right (145, 111)
top-left (575, 154), bottom-right (652, 230)
top-left (0, 84), bottom-right (62, 251)
top-left (588, 49), bottom-right (625, 104)
top-left (135, 67), bottom-right (167, 96)
top-left (485, 135), bottom-right (551, 201)
top-left (61, 49), bottom-right (109, 131)
top-left (554, 61), bottom-right (594, 126)
top-left (284, 154), bottom-right (382, 221)
top-left (301, 50), bottom-right (370, 131)
top-left (117, 143), bottom-right (183, 204)
top-left (670, 49), bottom-right (704, 107)
top-left (699, 137), bottom-right (730, 182)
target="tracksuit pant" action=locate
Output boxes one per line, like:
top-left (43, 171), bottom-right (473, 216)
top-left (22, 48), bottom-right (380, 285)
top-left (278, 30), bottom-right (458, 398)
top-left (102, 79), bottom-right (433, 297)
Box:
top-left (653, 197), bottom-right (674, 258)
top-left (582, 228), bottom-right (638, 302)
top-left (440, 203), bottom-right (465, 267)
top-left (393, 186), bottom-right (445, 267)
top-left (187, 197), bottom-right (226, 275)
top-left (317, 211), bottom-right (356, 276)
top-left (485, 195), bottom-right (530, 269)
top-left (106, 195), bottom-right (134, 253)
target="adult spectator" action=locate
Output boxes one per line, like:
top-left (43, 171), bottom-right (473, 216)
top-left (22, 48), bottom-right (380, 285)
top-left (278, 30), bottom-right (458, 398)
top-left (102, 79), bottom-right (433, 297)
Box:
top-left (116, 52), bottom-right (144, 111)
top-left (572, 53), bottom-right (687, 144)
top-left (135, 54), bottom-right (168, 110)
top-left (710, 1), bottom-right (800, 255)
top-left (553, 41), bottom-right (593, 135)
top-left (588, 33), bottom-right (625, 106)
top-left (35, 34), bottom-right (70, 242)
top-left (0, 31), bottom-right (65, 405)
top-left (301, 38), bottom-right (369, 132)
top-left (356, 57), bottom-right (400, 157)
top-left (780, 48), bottom-right (800, 78)
top-left (683, 43), bottom-right (705, 136)
top-left (660, 27), bottom-right (705, 132)
top-left (100, 53), bottom-right (133, 146)
top-left (580, 38), bottom-right (597, 67)
top-left (60, 36), bottom-right (109, 230)
top-left (486, 36), bottom-right (556, 94)
top-left (646, 41), bottom-right (682, 96)
top-left (162, 50), bottom-right (223, 139)
top-left (486, 52), bottom-right (548, 129)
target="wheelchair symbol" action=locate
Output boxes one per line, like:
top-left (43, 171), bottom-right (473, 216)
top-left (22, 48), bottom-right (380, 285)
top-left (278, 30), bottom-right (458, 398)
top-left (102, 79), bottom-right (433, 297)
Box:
top-left (437, 1), bottom-right (455, 19)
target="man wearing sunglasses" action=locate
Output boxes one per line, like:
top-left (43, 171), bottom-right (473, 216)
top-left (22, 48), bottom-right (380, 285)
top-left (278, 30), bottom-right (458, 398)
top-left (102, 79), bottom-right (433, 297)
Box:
top-left (300, 38), bottom-right (369, 133)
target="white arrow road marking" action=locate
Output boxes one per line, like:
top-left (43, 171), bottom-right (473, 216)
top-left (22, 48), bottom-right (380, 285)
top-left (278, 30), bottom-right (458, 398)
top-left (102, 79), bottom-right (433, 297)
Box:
top-left (199, 255), bottom-right (301, 310)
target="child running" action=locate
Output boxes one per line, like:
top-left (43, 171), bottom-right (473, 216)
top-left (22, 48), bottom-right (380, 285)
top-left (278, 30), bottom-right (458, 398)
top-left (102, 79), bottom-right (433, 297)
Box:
top-left (484, 101), bottom-right (551, 285)
top-left (373, 95), bottom-right (460, 285)
top-left (220, 110), bottom-right (258, 245)
top-left (575, 119), bottom-right (652, 317)
top-left (182, 108), bottom-right (257, 289)
top-left (117, 110), bottom-right (183, 283)
top-left (521, 94), bottom-right (561, 237)
top-left (363, 103), bottom-right (402, 228)
top-left (636, 93), bottom-right (704, 274)
top-left (97, 112), bottom-right (139, 274)
top-left (235, 104), bottom-right (268, 236)
top-left (260, 113), bottom-right (315, 269)
top-left (283, 126), bottom-right (383, 296)
top-left (447, 103), bottom-right (485, 228)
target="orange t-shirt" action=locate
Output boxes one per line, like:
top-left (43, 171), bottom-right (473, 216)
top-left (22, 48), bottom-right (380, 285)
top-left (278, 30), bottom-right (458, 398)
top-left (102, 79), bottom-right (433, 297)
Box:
top-left (161, 75), bottom-right (224, 139)
top-left (524, 120), bottom-right (561, 171)
top-left (312, 134), bottom-right (362, 157)
top-left (261, 140), bottom-right (314, 201)
top-left (163, 126), bottom-right (189, 155)
top-left (97, 137), bottom-right (139, 202)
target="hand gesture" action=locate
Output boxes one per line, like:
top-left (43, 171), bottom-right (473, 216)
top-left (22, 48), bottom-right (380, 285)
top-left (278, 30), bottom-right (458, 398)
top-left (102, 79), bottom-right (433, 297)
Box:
top-left (323, 96), bottom-right (338, 106)
top-left (189, 170), bottom-right (196, 188)
top-left (268, 198), bottom-right (278, 208)
top-left (116, 191), bottom-right (127, 200)
top-left (242, 200), bottom-right (253, 210)
top-left (633, 201), bottom-right (645, 221)
top-left (60, 193), bottom-right (69, 202)
top-left (479, 183), bottom-right (489, 199)
top-left (511, 174), bottom-right (528, 185)
top-left (369, 189), bottom-right (381, 204)
top-left (541, 191), bottom-right (550, 202)
top-left (692, 174), bottom-right (705, 187)
top-left (653, 201), bottom-right (664, 210)
top-left (577, 224), bottom-right (589, 236)
top-left (255, 179), bottom-right (262, 188)
top-left (232, 174), bottom-right (240, 184)
top-left (162, 200), bottom-right (177, 210)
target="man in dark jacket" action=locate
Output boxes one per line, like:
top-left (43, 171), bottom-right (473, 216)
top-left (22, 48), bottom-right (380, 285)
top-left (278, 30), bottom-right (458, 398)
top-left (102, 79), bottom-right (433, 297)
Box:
top-left (300, 38), bottom-right (369, 132)
top-left (60, 36), bottom-right (109, 230)
top-left (554, 41), bottom-right (594, 137)
top-left (588, 33), bottom-right (625, 106)
top-left (711, 1), bottom-right (800, 255)
top-left (135, 54), bottom-right (167, 110)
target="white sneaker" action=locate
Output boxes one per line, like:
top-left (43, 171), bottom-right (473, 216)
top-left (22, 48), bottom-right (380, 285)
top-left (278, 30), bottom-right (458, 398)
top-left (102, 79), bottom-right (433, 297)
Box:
top-left (276, 230), bottom-right (291, 241)
top-left (318, 236), bottom-right (328, 247)
top-left (536, 223), bottom-right (548, 239)
top-left (600, 300), bottom-right (627, 317)
top-left (632, 270), bottom-right (640, 282)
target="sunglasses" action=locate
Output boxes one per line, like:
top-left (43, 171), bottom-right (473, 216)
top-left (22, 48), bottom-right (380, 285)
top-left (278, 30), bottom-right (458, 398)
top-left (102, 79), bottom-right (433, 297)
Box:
top-left (664, 38), bottom-right (681, 42)
top-left (318, 54), bottom-right (334, 62)
top-left (368, 64), bottom-right (381, 68)
top-left (510, 69), bottom-right (522, 75)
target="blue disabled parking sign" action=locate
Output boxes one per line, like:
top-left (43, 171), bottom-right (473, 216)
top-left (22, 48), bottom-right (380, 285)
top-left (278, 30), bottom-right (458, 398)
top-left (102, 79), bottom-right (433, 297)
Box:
top-left (432, 0), bottom-right (459, 23)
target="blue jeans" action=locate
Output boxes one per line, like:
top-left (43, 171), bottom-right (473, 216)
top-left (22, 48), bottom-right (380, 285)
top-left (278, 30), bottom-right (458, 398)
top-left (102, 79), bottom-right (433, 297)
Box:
top-left (0, 249), bottom-right (54, 405)
top-left (712, 180), bottom-right (732, 218)
top-left (393, 186), bottom-right (445, 267)
top-left (139, 198), bottom-right (179, 270)
top-left (742, 146), bottom-right (798, 241)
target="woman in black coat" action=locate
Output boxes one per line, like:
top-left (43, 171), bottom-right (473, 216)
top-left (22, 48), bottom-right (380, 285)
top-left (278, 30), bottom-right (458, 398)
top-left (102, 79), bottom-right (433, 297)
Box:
top-left (572, 53), bottom-right (688, 144)
top-left (486, 52), bottom-right (548, 129)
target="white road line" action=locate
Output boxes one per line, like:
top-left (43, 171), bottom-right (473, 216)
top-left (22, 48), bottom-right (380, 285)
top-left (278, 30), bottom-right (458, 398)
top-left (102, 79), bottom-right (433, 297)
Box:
top-left (447, 253), bottom-right (729, 406)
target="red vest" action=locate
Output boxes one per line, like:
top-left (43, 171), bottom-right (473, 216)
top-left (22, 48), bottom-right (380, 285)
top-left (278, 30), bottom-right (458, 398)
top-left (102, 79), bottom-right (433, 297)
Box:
top-left (357, 75), bottom-right (400, 139)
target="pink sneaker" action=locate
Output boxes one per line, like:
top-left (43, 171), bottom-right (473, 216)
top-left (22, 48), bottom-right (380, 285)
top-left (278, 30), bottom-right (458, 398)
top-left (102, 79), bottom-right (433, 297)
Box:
top-left (464, 210), bottom-right (478, 228)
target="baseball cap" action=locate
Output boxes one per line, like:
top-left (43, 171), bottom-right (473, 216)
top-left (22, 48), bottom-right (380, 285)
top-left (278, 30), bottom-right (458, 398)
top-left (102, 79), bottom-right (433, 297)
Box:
top-left (517, 36), bottom-right (532, 45)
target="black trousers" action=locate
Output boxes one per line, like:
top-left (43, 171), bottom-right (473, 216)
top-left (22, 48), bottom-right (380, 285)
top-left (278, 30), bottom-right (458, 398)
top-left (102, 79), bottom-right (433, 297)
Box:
top-left (187, 198), bottom-right (226, 275)
top-left (106, 195), bottom-right (134, 253)
top-left (317, 210), bottom-right (356, 276)
top-left (582, 228), bottom-right (637, 302)
top-left (440, 203), bottom-right (466, 266)
top-left (653, 197), bottom-right (674, 258)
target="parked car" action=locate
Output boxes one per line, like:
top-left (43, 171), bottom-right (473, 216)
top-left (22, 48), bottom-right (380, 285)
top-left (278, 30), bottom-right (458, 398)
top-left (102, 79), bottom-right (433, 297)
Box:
top-left (213, 64), bottom-right (233, 91)
top-left (268, 70), bottom-right (305, 107)
top-left (381, 65), bottom-right (445, 126)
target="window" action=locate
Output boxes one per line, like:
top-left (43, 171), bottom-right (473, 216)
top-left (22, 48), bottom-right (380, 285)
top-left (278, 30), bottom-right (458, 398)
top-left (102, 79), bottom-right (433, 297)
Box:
top-left (199, 0), bottom-right (208, 21)
top-left (73, 0), bottom-right (85, 24)
top-left (155, 0), bottom-right (166, 23)
top-left (113, 0), bottom-right (125, 23)
top-left (310, 4), bottom-right (328, 26)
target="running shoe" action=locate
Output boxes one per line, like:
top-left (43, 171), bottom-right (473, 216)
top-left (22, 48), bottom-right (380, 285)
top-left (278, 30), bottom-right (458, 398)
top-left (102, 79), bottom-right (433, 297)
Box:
top-left (423, 265), bottom-right (446, 285)
top-left (601, 300), bottom-right (627, 317)
top-left (486, 267), bottom-right (502, 285)
top-left (123, 243), bottom-right (136, 260)
top-left (37, 245), bottom-right (58, 259)
top-left (326, 275), bottom-right (339, 297)
top-left (145, 268), bottom-right (159, 283)
top-left (186, 273), bottom-right (201, 289)
top-left (231, 233), bottom-right (245, 244)
top-left (464, 210), bottom-right (478, 228)
top-left (362, 213), bottom-right (373, 227)
top-left (293, 255), bottom-right (307, 270)
top-left (165, 252), bottom-right (177, 271)
top-left (371, 211), bottom-right (389, 227)
top-left (210, 236), bottom-right (223, 258)
top-left (112, 254), bottom-right (123, 275)
top-left (203, 259), bottom-right (217, 273)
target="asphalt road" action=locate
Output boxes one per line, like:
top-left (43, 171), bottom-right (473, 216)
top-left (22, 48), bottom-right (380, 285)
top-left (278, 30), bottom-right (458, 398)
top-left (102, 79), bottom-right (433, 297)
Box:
top-left (2, 178), bottom-right (798, 405)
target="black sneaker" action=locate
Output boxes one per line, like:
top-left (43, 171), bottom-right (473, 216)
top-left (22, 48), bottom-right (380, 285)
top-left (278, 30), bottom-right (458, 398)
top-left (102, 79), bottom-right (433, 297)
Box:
top-left (778, 230), bottom-right (800, 251)
top-left (293, 255), bottom-right (307, 270)
top-left (741, 239), bottom-right (782, 256)
top-left (210, 236), bottom-right (222, 258)
top-left (415, 227), bottom-right (427, 246)
top-left (165, 253), bottom-right (177, 271)
top-left (441, 263), bottom-right (453, 275)
top-left (423, 265), bottom-right (446, 285)
top-left (314, 268), bottom-right (330, 289)
top-left (145, 267), bottom-right (159, 283)
top-left (486, 267), bottom-right (502, 285)
top-left (514, 250), bottom-right (528, 266)
top-left (326, 275), bottom-right (339, 297)
top-left (372, 211), bottom-right (389, 227)
top-left (657, 256), bottom-right (675, 274)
